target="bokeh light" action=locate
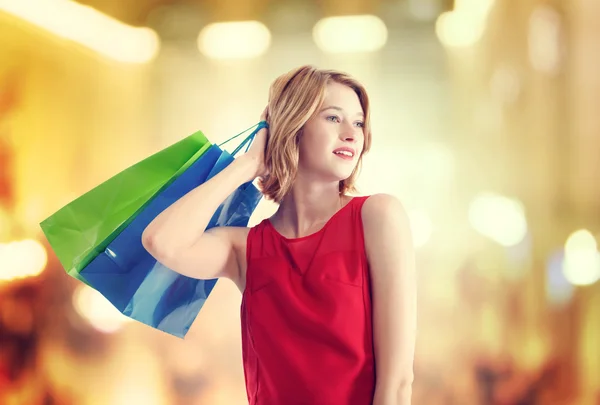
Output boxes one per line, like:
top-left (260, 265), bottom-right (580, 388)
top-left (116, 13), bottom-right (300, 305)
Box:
top-left (73, 285), bottom-right (131, 333)
top-left (546, 250), bottom-right (575, 307)
top-left (435, 0), bottom-right (495, 48)
top-left (312, 15), bottom-right (388, 53)
top-left (197, 21), bottom-right (271, 60)
top-left (468, 193), bottom-right (528, 247)
top-left (0, 0), bottom-right (160, 63)
top-left (563, 230), bottom-right (600, 286)
top-left (0, 239), bottom-right (47, 281)
top-left (528, 5), bottom-right (563, 75)
top-left (408, 209), bottom-right (433, 248)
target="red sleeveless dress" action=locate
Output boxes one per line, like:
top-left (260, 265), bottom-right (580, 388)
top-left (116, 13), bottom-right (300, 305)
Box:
top-left (241, 196), bottom-right (375, 405)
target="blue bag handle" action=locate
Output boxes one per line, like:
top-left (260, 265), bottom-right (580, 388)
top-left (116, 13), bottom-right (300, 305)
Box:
top-left (218, 121), bottom-right (269, 157)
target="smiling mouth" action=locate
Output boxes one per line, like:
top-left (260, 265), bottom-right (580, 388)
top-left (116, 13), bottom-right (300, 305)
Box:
top-left (333, 150), bottom-right (354, 160)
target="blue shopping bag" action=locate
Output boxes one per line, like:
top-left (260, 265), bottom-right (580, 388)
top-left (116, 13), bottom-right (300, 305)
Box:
top-left (80, 123), bottom-right (265, 338)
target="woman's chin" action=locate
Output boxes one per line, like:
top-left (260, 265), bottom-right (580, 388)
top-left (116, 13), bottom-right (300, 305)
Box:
top-left (299, 163), bottom-right (356, 184)
top-left (329, 169), bottom-right (355, 183)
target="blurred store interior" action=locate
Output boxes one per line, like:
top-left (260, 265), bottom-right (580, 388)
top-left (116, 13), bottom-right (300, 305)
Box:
top-left (0, 0), bottom-right (599, 404)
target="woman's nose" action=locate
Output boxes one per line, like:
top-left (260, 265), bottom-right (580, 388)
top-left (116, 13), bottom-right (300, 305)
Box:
top-left (341, 122), bottom-right (356, 142)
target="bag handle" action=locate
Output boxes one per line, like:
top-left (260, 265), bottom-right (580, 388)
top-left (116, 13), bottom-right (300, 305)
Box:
top-left (218, 121), bottom-right (269, 157)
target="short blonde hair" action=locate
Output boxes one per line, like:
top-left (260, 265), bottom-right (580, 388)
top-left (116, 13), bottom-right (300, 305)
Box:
top-left (259, 65), bottom-right (372, 202)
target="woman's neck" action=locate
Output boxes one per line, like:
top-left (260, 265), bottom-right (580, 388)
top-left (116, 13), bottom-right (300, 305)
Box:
top-left (271, 181), bottom-right (348, 239)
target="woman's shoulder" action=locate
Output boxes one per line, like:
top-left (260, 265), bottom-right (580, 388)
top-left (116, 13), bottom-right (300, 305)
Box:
top-left (355, 193), bottom-right (406, 220)
top-left (349, 193), bottom-right (398, 209)
top-left (360, 193), bottom-right (410, 232)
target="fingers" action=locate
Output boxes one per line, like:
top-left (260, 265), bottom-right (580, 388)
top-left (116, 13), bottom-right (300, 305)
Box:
top-left (260, 106), bottom-right (268, 121)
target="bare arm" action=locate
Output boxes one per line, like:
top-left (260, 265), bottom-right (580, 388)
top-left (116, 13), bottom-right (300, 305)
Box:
top-left (362, 194), bottom-right (417, 405)
top-left (142, 117), bottom-right (268, 286)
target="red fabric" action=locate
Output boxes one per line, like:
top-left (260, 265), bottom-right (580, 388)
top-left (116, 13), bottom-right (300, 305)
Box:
top-left (241, 196), bottom-right (375, 405)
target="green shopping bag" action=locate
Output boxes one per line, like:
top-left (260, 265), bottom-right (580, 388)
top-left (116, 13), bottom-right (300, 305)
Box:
top-left (40, 131), bottom-right (211, 282)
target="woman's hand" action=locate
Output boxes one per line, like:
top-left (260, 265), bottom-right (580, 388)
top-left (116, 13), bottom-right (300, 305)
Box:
top-left (244, 106), bottom-right (269, 179)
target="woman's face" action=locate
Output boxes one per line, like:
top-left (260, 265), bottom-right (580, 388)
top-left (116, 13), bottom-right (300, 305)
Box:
top-left (297, 82), bottom-right (365, 185)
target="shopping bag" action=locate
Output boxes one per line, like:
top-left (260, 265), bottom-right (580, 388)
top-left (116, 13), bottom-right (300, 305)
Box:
top-left (77, 123), bottom-right (265, 338)
top-left (40, 131), bottom-right (211, 282)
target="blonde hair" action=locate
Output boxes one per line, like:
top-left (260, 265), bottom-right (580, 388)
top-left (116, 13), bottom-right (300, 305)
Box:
top-left (259, 65), bottom-right (372, 202)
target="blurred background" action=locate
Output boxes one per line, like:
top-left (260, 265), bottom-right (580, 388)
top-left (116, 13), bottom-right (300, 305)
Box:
top-left (1, 0), bottom-right (599, 404)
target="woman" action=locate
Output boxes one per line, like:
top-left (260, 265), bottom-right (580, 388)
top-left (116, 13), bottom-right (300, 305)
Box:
top-left (142, 65), bottom-right (417, 405)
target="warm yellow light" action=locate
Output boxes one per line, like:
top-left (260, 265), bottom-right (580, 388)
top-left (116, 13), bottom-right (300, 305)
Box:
top-left (468, 193), bottom-right (528, 247)
top-left (454, 0), bottom-right (495, 15)
top-left (435, 0), bottom-right (495, 48)
top-left (313, 15), bottom-right (388, 54)
top-left (565, 229), bottom-right (597, 252)
top-left (0, 0), bottom-right (160, 63)
top-left (563, 230), bottom-right (600, 286)
top-left (0, 206), bottom-right (11, 241)
top-left (408, 209), bottom-right (433, 248)
top-left (0, 239), bottom-right (47, 281)
top-left (198, 21), bottom-right (271, 60)
top-left (528, 5), bottom-right (562, 75)
top-left (112, 382), bottom-right (167, 405)
top-left (435, 11), bottom-right (485, 48)
top-left (73, 285), bottom-right (131, 333)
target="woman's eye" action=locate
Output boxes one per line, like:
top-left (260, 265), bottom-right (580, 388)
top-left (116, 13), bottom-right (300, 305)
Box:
top-left (326, 115), bottom-right (340, 123)
top-left (355, 121), bottom-right (365, 128)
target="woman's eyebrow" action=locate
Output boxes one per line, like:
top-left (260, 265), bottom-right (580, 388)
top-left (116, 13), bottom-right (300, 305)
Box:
top-left (320, 106), bottom-right (364, 117)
